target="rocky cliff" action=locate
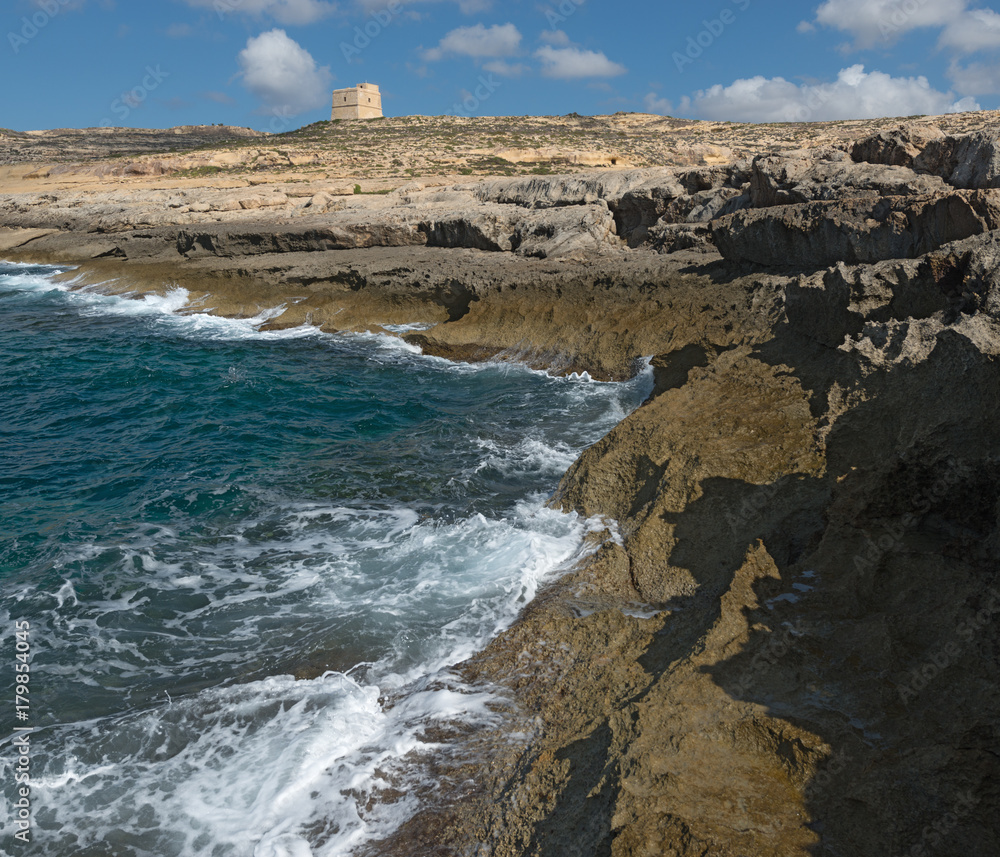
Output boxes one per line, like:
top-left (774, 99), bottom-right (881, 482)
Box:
top-left (2, 113), bottom-right (998, 856)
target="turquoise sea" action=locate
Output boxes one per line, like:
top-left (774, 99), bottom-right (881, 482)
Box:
top-left (0, 261), bottom-right (649, 856)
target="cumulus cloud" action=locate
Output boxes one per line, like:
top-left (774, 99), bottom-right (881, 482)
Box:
top-left (540, 29), bottom-right (571, 45)
top-left (940, 7), bottom-right (1000, 51)
top-left (812, 0), bottom-right (965, 47)
top-left (643, 92), bottom-right (672, 115)
top-left (948, 58), bottom-right (1000, 94)
top-left (811, 0), bottom-right (1000, 56)
top-left (686, 64), bottom-right (979, 122)
top-left (483, 60), bottom-right (528, 76)
top-left (535, 45), bottom-right (626, 79)
top-left (809, 0), bottom-right (1000, 98)
top-left (355, 0), bottom-right (491, 11)
top-left (421, 22), bottom-right (522, 61)
top-left (183, 0), bottom-right (336, 25)
top-left (238, 29), bottom-right (333, 114)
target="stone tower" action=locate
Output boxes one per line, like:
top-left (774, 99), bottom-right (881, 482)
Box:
top-left (331, 83), bottom-right (383, 120)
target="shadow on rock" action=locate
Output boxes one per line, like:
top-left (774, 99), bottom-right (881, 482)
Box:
top-left (709, 329), bottom-right (1000, 856)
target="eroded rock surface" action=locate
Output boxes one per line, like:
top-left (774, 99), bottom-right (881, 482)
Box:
top-left (712, 190), bottom-right (1000, 267)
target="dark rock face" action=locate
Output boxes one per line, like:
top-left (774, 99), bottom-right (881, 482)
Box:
top-left (712, 191), bottom-right (1000, 268)
top-left (848, 124), bottom-right (946, 169)
top-left (853, 125), bottom-right (1000, 189)
top-left (922, 131), bottom-right (1000, 189)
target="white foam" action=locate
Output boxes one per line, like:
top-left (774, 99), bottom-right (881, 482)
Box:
top-left (0, 665), bottom-right (506, 856)
top-left (380, 322), bottom-right (437, 333)
top-left (0, 269), bottom-right (74, 293)
top-left (54, 580), bottom-right (78, 609)
top-left (4, 495), bottom-right (600, 854)
top-left (475, 435), bottom-right (579, 478)
top-left (2, 266), bottom-right (659, 406)
top-left (22, 492), bottom-right (598, 694)
top-left (0, 264), bottom-right (325, 344)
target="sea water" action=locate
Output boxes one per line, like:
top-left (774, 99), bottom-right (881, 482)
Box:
top-left (0, 262), bottom-right (650, 856)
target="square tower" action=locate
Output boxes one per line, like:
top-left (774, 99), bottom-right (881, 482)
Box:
top-left (331, 83), bottom-right (383, 120)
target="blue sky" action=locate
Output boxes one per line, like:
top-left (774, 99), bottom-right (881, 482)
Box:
top-left (2, 0), bottom-right (999, 131)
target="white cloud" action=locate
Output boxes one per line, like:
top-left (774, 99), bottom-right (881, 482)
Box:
top-left (32, 0), bottom-right (88, 8)
top-left (813, 0), bottom-right (965, 47)
top-left (687, 64), bottom-right (979, 122)
top-left (948, 58), bottom-right (1000, 94)
top-left (796, 20), bottom-right (816, 33)
top-left (643, 92), bottom-right (672, 115)
top-left (422, 22), bottom-right (522, 61)
top-left (535, 45), bottom-right (626, 79)
top-left (483, 60), bottom-right (528, 76)
top-left (183, 0), bottom-right (336, 25)
top-left (540, 29), bottom-right (571, 45)
top-left (940, 7), bottom-right (1000, 52)
top-left (354, 0), bottom-right (491, 11)
top-left (237, 29), bottom-right (333, 114)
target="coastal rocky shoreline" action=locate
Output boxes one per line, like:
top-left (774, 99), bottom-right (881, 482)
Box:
top-left (2, 112), bottom-right (999, 856)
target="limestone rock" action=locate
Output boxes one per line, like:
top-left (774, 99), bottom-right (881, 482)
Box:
top-left (750, 152), bottom-right (949, 208)
top-left (919, 131), bottom-right (1000, 189)
top-left (0, 227), bottom-right (60, 251)
top-left (467, 168), bottom-right (749, 245)
top-left (238, 192), bottom-right (289, 210)
top-left (848, 123), bottom-right (946, 168)
top-left (712, 191), bottom-right (1000, 267)
top-left (853, 127), bottom-right (1000, 190)
top-left (648, 221), bottom-right (715, 254)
